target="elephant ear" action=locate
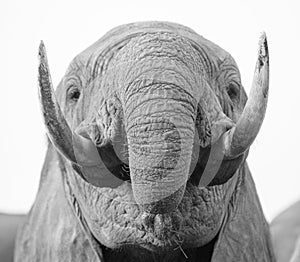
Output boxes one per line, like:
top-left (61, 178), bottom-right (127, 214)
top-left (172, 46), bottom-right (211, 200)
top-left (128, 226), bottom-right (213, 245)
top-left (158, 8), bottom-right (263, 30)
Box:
top-left (211, 163), bottom-right (276, 262)
top-left (14, 143), bottom-right (104, 262)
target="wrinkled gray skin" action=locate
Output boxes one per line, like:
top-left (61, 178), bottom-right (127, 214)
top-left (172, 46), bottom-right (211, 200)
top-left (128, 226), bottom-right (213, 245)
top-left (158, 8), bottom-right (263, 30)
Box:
top-left (14, 22), bottom-right (275, 261)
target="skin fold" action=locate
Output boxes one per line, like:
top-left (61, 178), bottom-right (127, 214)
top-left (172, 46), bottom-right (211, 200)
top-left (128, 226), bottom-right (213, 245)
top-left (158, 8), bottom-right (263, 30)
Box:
top-left (14, 22), bottom-right (275, 261)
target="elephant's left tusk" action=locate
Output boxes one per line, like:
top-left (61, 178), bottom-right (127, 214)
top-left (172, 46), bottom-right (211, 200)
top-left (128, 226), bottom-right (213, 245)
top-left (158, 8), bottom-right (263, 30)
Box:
top-left (224, 32), bottom-right (269, 159)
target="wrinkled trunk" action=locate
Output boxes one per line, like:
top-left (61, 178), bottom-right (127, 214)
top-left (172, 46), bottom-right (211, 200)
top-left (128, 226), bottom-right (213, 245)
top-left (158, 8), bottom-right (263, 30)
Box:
top-left (125, 86), bottom-right (196, 214)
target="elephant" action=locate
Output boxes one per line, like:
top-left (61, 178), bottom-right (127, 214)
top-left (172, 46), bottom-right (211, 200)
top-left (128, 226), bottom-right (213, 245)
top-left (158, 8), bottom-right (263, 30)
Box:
top-left (271, 200), bottom-right (300, 262)
top-left (14, 21), bottom-right (274, 261)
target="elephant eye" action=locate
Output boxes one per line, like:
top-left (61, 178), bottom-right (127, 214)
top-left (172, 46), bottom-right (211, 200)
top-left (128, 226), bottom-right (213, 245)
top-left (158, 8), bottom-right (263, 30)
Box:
top-left (68, 87), bottom-right (81, 102)
top-left (226, 83), bottom-right (239, 101)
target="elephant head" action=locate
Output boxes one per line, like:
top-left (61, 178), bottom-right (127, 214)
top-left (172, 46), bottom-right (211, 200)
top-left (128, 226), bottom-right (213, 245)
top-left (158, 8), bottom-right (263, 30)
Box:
top-left (15, 22), bottom-right (274, 262)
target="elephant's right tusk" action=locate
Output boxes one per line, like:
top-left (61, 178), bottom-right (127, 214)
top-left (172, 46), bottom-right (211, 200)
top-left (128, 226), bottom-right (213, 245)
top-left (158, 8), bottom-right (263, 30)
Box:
top-left (38, 41), bottom-right (78, 163)
top-left (224, 32), bottom-right (269, 159)
top-left (38, 41), bottom-right (102, 167)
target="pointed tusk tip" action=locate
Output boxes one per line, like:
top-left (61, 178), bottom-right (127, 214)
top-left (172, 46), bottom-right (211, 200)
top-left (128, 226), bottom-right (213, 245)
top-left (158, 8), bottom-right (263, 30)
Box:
top-left (256, 31), bottom-right (269, 70)
top-left (38, 40), bottom-right (49, 74)
top-left (260, 31), bottom-right (267, 41)
top-left (38, 40), bottom-right (47, 60)
top-left (258, 31), bottom-right (269, 59)
top-left (39, 40), bottom-right (44, 52)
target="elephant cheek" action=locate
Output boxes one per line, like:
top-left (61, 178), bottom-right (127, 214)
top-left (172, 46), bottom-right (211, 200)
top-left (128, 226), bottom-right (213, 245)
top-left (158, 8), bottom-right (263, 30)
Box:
top-left (127, 115), bottom-right (195, 214)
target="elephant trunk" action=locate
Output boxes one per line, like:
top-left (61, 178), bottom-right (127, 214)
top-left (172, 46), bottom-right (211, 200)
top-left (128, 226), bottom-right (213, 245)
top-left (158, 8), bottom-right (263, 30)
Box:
top-left (125, 86), bottom-right (196, 214)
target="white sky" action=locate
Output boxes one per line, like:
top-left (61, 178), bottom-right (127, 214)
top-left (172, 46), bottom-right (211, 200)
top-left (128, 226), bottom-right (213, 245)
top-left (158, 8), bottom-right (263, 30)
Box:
top-left (0, 0), bottom-right (299, 222)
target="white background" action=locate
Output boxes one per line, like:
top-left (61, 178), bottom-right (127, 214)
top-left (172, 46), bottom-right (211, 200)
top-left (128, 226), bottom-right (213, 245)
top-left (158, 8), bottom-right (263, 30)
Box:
top-left (0, 0), bottom-right (299, 222)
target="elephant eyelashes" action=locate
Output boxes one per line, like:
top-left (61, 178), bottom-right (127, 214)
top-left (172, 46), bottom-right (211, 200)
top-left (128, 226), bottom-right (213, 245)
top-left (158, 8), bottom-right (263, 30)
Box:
top-left (68, 88), bottom-right (81, 102)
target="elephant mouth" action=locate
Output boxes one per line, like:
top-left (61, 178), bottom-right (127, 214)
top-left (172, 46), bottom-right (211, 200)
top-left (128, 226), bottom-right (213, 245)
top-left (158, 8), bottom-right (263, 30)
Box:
top-left (67, 165), bottom-right (234, 257)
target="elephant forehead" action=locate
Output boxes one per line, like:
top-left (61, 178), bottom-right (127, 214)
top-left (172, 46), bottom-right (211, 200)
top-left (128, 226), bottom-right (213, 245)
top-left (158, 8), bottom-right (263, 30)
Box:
top-left (99, 32), bottom-right (219, 104)
top-left (72, 22), bottom-right (230, 77)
